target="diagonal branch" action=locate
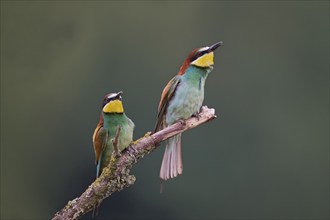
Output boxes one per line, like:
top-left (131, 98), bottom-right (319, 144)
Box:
top-left (52, 106), bottom-right (216, 220)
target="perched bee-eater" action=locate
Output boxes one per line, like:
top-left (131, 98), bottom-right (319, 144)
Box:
top-left (93, 91), bottom-right (134, 177)
top-left (155, 42), bottom-right (222, 181)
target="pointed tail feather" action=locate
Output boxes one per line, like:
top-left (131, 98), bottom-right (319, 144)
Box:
top-left (160, 134), bottom-right (183, 180)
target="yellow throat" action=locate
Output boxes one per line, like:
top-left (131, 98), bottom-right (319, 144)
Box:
top-left (191, 52), bottom-right (214, 67)
top-left (103, 100), bottom-right (124, 113)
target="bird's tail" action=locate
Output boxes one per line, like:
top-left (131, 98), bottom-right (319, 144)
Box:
top-left (160, 134), bottom-right (183, 180)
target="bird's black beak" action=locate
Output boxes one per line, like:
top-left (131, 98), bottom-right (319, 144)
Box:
top-left (116, 91), bottom-right (123, 98)
top-left (208, 41), bottom-right (223, 52)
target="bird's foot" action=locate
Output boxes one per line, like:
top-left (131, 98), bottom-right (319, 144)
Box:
top-left (177, 119), bottom-right (186, 126)
top-left (113, 148), bottom-right (122, 157)
top-left (192, 113), bottom-right (201, 120)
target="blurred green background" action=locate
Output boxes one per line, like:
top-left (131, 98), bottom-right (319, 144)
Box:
top-left (1, 1), bottom-right (329, 219)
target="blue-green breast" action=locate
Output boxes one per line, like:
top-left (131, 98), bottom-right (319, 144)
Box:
top-left (100, 113), bottom-right (134, 170)
top-left (166, 65), bottom-right (212, 125)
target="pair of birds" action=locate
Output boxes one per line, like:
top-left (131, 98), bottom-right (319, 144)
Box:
top-left (93, 41), bottom-right (222, 180)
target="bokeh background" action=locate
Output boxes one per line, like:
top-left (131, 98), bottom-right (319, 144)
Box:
top-left (1, 1), bottom-right (329, 219)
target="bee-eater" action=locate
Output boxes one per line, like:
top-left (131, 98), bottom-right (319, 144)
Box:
top-left (155, 42), bottom-right (222, 181)
top-left (93, 91), bottom-right (134, 177)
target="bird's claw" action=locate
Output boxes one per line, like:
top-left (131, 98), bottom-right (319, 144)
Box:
top-left (192, 113), bottom-right (201, 120)
top-left (178, 119), bottom-right (186, 126)
top-left (116, 151), bottom-right (122, 157)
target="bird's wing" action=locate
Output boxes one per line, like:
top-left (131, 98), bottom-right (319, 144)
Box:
top-left (155, 75), bottom-right (181, 132)
top-left (92, 122), bottom-right (108, 165)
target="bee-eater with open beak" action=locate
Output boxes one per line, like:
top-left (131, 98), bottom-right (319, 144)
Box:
top-left (93, 91), bottom-right (134, 177)
top-left (155, 42), bottom-right (222, 181)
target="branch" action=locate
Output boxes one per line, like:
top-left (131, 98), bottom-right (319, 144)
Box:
top-left (52, 106), bottom-right (216, 220)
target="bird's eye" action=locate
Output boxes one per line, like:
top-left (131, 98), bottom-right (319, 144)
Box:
top-left (191, 52), bottom-right (203, 62)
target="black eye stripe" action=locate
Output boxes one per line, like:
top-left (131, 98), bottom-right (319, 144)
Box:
top-left (191, 51), bottom-right (206, 62)
top-left (102, 93), bottom-right (122, 107)
top-left (106, 96), bottom-right (121, 103)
